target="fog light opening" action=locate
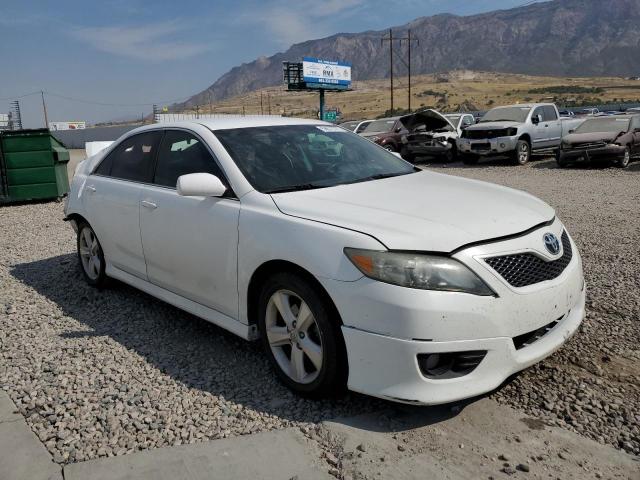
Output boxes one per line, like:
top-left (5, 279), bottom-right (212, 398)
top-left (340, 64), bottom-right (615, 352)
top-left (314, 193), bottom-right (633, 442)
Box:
top-left (418, 350), bottom-right (487, 379)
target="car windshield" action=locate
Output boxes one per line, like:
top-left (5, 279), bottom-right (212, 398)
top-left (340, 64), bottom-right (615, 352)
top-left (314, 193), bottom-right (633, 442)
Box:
top-left (445, 115), bottom-right (461, 125)
top-left (214, 124), bottom-right (417, 193)
top-left (574, 118), bottom-right (630, 134)
top-left (480, 106), bottom-right (531, 123)
top-left (361, 118), bottom-right (397, 133)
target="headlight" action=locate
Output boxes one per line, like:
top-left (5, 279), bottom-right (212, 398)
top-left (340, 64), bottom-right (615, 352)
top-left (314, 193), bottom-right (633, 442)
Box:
top-left (344, 248), bottom-right (495, 296)
top-left (433, 136), bottom-right (448, 145)
top-left (505, 127), bottom-right (518, 136)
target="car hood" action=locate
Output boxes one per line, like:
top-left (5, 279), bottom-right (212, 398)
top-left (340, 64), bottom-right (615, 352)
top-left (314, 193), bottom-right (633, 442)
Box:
top-left (399, 110), bottom-right (455, 133)
top-left (466, 121), bottom-right (521, 130)
top-left (563, 131), bottom-right (620, 144)
top-left (271, 171), bottom-right (554, 252)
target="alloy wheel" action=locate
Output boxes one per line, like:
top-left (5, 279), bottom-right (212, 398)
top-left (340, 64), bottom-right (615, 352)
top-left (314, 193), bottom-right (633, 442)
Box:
top-left (265, 289), bottom-right (323, 384)
top-left (519, 142), bottom-right (529, 164)
top-left (79, 227), bottom-right (101, 280)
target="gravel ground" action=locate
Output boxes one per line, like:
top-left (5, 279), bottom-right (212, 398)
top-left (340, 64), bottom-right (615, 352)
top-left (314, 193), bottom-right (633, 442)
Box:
top-left (0, 155), bottom-right (638, 465)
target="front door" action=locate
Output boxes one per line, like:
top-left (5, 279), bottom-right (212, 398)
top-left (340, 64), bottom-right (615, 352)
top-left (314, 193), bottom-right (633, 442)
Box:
top-left (83, 131), bottom-right (163, 279)
top-left (138, 129), bottom-right (240, 318)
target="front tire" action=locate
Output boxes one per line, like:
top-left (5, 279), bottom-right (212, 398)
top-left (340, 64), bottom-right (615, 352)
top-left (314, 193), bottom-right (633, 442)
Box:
top-left (556, 150), bottom-right (569, 168)
top-left (512, 140), bottom-right (531, 165)
top-left (77, 222), bottom-right (107, 287)
top-left (383, 144), bottom-right (396, 153)
top-left (616, 146), bottom-right (630, 168)
top-left (444, 140), bottom-right (458, 162)
top-left (257, 272), bottom-right (347, 398)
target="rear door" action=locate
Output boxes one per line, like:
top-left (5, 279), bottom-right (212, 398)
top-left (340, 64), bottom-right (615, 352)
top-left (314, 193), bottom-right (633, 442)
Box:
top-left (83, 131), bottom-right (162, 279)
top-left (138, 128), bottom-right (240, 318)
top-left (543, 105), bottom-right (562, 148)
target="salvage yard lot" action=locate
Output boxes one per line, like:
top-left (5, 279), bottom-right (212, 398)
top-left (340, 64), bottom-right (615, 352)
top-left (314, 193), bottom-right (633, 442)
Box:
top-left (0, 156), bottom-right (639, 468)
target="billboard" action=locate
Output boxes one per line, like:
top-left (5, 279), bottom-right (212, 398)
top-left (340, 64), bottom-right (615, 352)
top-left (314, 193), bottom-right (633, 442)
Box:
top-left (303, 57), bottom-right (351, 86)
top-left (49, 121), bottom-right (86, 131)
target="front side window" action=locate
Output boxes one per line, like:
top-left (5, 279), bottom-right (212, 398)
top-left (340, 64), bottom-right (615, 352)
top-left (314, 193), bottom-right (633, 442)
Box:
top-left (95, 131), bottom-right (162, 183)
top-left (214, 125), bottom-right (416, 193)
top-left (153, 130), bottom-right (224, 188)
top-left (532, 107), bottom-right (544, 123)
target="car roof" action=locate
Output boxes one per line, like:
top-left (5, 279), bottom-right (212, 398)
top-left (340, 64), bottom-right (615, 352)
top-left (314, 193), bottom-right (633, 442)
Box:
top-left (126, 117), bottom-right (329, 135)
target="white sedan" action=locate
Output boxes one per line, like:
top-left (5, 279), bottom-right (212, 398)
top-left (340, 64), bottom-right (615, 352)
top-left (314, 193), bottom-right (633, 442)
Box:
top-left (65, 117), bottom-right (585, 404)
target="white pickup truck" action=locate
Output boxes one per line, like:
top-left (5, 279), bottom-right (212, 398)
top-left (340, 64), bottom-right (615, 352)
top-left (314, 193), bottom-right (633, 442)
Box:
top-left (457, 103), bottom-right (583, 165)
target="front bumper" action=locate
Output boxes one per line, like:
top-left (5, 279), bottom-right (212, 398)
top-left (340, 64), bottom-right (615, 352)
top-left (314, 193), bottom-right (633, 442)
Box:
top-left (560, 144), bottom-right (625, 161)
top-left (457, 136), bottom-right (518, 156)
top-left (340, 288), bottom-right (584, 405)
top-left (404, 141), bottom-right (451, 156)
top-left (321, 219), bottom-right (585, 405)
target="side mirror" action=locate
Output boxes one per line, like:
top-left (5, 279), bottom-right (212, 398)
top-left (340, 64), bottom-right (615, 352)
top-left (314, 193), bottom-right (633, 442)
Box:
top-left (394, 127), bottom-right (402, 133)
top-left (177, 173), bottom-right (227, 197)
top-left (568, 129), bottom-right (575, 134)
top-left (532, 114), bottom-right (542, 125)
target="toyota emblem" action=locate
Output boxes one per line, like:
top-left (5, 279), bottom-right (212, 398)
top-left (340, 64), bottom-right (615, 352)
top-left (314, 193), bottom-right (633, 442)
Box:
top-left (543, 233), bottom-right (561, 255)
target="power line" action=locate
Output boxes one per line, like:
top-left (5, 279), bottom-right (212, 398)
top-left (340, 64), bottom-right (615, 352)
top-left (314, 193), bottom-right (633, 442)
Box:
top-left (0, 90), bottom-right (192, 107)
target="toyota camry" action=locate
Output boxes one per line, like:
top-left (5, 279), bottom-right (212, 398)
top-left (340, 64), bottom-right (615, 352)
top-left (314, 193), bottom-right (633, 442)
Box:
top-left (64, 117), bottom-right (585, 405)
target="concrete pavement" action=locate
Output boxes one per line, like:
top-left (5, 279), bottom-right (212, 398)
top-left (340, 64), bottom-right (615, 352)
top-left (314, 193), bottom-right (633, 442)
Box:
top-left (0, 391), bottom-right (62, 480)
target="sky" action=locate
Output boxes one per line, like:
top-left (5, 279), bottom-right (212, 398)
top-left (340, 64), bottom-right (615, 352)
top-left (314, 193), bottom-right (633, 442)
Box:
top-left (0, 0), bottom-right (546, 127)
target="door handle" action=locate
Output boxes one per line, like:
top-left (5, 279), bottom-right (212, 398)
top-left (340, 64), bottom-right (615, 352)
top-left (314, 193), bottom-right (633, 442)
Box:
top-left (141, 200), bottom-right (157, 210)
top-left (86, 185), bottom-right (96, 193)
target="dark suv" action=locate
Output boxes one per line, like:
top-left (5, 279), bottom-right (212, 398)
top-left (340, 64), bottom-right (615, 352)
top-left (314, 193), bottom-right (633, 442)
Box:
top-left (359, 117), bottom-right (407, 152)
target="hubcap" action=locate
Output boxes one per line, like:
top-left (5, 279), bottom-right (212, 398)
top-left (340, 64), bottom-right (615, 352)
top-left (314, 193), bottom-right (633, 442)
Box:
top-left (519, 143), bottom-right (529, 163)
top-left (265, 290), bottom-right (323, 384)
top-left (623, 149), bottom-right (630, 165)
top-left (79, 227), bottom-right (101, 280)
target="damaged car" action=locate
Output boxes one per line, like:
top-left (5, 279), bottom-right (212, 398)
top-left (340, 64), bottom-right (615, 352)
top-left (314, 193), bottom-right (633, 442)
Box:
top-left (400, 110), bottom-right (475, 162)
top-left (557, 114), bottom-right (640, 168)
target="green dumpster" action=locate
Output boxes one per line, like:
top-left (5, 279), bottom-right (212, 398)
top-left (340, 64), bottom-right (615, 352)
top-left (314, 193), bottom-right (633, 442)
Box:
top-left (0, 129), bottom-right (70, 203)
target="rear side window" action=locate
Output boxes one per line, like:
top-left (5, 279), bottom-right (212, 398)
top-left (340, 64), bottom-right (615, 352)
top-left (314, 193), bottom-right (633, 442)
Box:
top-left (543, 106), bottom-right (558, 121)
top-left (97, 131), bottom-right (162, 183)
top-left (153, 130), bottom-right (224, 188)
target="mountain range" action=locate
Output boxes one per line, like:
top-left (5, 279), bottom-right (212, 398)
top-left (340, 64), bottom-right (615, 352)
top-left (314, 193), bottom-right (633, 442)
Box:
top-left (181, 0), bottom-right (640, 108)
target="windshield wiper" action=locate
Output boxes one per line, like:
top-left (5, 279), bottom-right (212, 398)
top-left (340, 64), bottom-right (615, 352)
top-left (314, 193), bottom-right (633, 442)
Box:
top-left (346, 170), bottom-right (416, 185)
top-left (265, 183), bottom-right (326, 194)
top-left (479, 119), bottom-right (514, 123)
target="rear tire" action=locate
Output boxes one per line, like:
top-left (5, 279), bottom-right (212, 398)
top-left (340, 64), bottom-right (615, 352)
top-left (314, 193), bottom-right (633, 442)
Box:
top-left (77, 222), bottom-right (108, 287)
top-left (616, 146), bottom-right (630, 168)
top-left (383, 144), bottom-right (396, 153)
top-left (511, 140), bottom-right (531, 165)
top-left (257, 272), bottom-right (347, 398)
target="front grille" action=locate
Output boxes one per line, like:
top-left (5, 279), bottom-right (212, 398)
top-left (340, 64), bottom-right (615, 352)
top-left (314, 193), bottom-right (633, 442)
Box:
top-left (512, 317), bottom-right (562, 350)
top-left (485, 231), bottom-right (573, 288)
top-left (471, 143), bottom-right (491, 151)
top-left (462, 129), bottom-right (508, 140)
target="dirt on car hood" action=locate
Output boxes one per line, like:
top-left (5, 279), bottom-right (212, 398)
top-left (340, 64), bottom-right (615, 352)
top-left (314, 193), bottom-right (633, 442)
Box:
top-left (271, 171), bottom-right (554, 252)
top-left (399, 110), bottom-right (455, 132)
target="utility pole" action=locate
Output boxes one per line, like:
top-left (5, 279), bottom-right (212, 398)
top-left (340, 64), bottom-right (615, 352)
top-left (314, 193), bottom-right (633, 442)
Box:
top-left (267, 92), bottom-right (271, 115)
top-left (41, 91), bottom-right (49, 128)
top-left (381, 29), bottom-right (394, 112)
top-left (381, 29), bottom-right (418, 112)
top-left (260, 92), bottom-right (264, 115)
